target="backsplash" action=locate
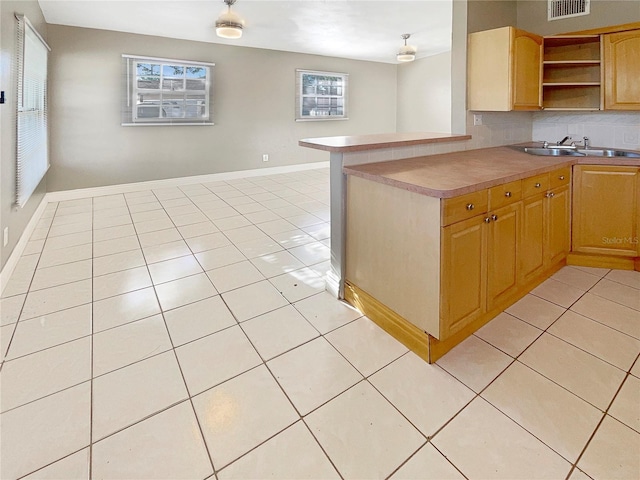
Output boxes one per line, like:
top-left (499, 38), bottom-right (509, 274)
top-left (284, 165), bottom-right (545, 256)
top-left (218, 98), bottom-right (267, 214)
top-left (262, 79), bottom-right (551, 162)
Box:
top-left (532, 112), bottom-right (640, 150)
top-left (343, 111), bottom-right (534, 166)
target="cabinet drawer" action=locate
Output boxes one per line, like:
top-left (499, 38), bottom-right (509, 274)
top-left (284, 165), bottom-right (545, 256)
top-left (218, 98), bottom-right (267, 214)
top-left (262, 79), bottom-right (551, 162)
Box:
top-left (441, 190), bottom-right (488, 226)
top-left (489, 180), bottom-right (522, 210)
top-left (550, 167), bottom-right (571, 189)
top-left (523, 173), bottom-right (550, 197)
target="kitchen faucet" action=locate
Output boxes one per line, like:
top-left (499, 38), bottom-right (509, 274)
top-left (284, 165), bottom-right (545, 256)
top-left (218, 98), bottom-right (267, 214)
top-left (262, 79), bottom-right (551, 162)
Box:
top-left (557, 136), bottom-right (573, 146)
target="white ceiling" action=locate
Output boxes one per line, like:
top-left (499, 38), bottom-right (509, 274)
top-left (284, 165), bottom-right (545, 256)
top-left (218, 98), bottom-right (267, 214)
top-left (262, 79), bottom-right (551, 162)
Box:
top-left (38, 0), bottom-right (453, 64)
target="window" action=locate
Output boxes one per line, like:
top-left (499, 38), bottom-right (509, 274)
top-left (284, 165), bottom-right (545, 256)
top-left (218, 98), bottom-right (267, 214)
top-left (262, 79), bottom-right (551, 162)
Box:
top-left (296, 70), bottom-right (348, 121)
top-left (122, 55), bottom-right (214, 125)
top-left (15, 14), bottom-right (50, 207)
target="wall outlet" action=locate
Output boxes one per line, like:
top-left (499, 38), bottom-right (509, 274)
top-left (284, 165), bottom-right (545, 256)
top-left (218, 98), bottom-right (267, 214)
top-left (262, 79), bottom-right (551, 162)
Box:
top-left (262, 154), bottom-right (269, 162)
top-left (3, 227), bottom-right (8, 247)
top-left (473, 114), bottom-right (483, 126)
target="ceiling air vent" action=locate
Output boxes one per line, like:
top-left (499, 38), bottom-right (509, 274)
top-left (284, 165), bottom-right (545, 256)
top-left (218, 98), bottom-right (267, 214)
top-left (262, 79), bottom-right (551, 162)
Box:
top-left (548, 0), bottom-right (590, 21)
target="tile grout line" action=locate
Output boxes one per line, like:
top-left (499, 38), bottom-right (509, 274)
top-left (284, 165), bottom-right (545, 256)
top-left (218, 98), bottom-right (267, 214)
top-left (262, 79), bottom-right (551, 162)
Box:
top-left (139, 187), bottom-right (220, 478)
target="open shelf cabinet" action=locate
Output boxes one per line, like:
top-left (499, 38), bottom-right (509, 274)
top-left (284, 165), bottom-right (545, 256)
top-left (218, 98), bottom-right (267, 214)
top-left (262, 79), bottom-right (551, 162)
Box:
top-left (542, 35), bottom-right (602, 110)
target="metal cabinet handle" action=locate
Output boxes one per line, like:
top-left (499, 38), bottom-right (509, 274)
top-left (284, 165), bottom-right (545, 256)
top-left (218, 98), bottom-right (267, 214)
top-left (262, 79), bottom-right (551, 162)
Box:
top-left (466, 203), bottom-right (474, 211)
top-left (535, 183), bottom-right (541, 188)
top-left (484, 217), bottom-right (491, 223)
top-left (545, 192), bottom-right (555, 198)
top-left (559, 175), bottom-right (565, 180)
top-left (505, 191), bottom-right (512, 198)
top-left (491, 214), bottom-right (498, 221)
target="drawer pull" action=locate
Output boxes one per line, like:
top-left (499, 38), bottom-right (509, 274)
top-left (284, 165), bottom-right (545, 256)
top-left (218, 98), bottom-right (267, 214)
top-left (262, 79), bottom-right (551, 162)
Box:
top-left (535, 183), bottom-right (541, 188)
top-left (484, 217), bottom-right (491, 223)
top-left (504, 191), bottom-right (512, 198)
top-left (466, 203), bottom-right (475, 211)
top-left (491, 214), bottom-right (498, 221)
top-left (545, 192), bottom-right (555, 198)
top-left (559, 175), bottom-right (565, 180)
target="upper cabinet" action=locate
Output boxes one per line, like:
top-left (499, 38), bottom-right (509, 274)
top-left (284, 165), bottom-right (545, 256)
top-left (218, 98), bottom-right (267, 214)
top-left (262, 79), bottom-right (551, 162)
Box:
top-left (468, 27), bottom-right (543, 111)
top-left (603, 29), bottom-right (640, 110)
top-left (542, 35), bottom-right (602, 110)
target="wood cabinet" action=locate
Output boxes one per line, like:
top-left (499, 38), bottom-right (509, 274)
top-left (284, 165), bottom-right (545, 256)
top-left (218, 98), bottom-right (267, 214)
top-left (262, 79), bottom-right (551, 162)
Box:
top-left (468, 27), bottom-right (542, 111)
top-left (345, 167), bottom-right (571, 363)
top-left (572, 165), bottom-right (639, 257)
top-left (441, 215), bottom-right (486, 337)
top-left (542, 35), bottom-right (602, 110)
top-left (603, 29), bottom-right (640, 110)
top-left (520, 169), bottom-right (571, 282)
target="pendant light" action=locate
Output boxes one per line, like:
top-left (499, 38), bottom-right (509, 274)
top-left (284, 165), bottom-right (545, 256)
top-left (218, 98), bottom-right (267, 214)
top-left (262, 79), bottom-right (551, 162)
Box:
top-left (397, 34), bottom-right (417, 62)
top-left (216, 0), bottom-right (244, 39)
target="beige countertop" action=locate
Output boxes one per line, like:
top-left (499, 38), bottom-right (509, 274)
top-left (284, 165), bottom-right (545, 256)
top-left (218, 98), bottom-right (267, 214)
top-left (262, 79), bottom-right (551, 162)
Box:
top-left (298, 132), bottom-right (471, 153)
top-left (343, 146), bottom-right (640, 198)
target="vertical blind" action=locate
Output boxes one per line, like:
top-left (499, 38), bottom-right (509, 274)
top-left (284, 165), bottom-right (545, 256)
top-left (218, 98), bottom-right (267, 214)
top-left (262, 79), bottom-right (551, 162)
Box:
top-left (15, 14), bottom-right (50, 208)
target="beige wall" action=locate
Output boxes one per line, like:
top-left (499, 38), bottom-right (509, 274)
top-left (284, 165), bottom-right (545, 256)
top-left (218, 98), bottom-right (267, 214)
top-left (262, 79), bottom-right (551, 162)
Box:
top-left (47, 25), bottom-right (397, 192)
top-left (396, 52), bottom-right (452, 133)
top-left (517, 0), bottom-right (640, 35)
top-left (467, 0), bottom-right (518, 33)
top-left (0, 1), bottom-right (48, 269)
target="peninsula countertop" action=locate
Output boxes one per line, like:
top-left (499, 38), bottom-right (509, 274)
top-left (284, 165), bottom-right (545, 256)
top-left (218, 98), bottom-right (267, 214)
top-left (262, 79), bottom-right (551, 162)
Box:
top-left (343, 145), bottom-right (640, 198)
top-left (299, 132), bottom-right (471, 153)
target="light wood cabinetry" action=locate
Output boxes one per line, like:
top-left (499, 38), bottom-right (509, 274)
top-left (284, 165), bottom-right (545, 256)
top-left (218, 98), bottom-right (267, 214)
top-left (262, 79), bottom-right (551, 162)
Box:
top-left (572, 165), bottom-right (639, 257)
top-left (542, 35), bottom-right (602, 110)
top-left (520, 169), bottom-right (571, 282)
top-left (468, 27), bottom-right (542, 111)
top-left (603, 30), bottom-right (640, 110)
top-left (440, 215), bottom-right (486, 337)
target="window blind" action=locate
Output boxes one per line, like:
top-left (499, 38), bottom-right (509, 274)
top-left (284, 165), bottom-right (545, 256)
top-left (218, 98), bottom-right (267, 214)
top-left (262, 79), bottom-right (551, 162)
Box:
top-left (15, 14), bottom-right (50, 208)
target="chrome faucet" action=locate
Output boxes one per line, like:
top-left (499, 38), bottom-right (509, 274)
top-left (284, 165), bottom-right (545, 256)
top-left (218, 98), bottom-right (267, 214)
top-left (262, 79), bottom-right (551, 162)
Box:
top-left (557, 136), bottom-right (572, 146)
top-left (582, 136), bottom-right (590, 149)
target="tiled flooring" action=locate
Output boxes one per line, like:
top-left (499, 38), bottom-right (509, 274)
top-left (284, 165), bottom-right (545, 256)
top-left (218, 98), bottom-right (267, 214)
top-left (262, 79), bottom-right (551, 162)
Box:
top-left (1, 167), bottom-right (639, 479)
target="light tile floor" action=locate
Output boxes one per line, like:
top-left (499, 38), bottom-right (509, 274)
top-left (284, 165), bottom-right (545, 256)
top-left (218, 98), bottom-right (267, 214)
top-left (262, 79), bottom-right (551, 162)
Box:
top-left (1, 167), bottom-right (639, 479)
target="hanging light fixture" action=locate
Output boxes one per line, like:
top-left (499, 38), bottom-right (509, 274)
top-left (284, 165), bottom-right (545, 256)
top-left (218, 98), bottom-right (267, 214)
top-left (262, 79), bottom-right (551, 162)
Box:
top-left (216, 0), bottom-right (244, 39)
top-left (397, 34), bottom-right (417, 62)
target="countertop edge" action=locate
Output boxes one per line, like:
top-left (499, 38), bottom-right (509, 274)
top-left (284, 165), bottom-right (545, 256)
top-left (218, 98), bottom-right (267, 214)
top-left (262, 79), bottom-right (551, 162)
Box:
top-left (344, 157), bottom-right (577, 198)
top-left (298, 133), bottom-right (472, 153)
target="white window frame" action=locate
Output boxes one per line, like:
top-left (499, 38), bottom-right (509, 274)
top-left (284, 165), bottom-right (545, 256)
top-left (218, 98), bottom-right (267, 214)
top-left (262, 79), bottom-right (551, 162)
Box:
top-left (15, 14), bottom-right (50, 208)
top-left (122, 54), bottom-right (214, 126)
top-left (296, 69), bottom-right (348, 121)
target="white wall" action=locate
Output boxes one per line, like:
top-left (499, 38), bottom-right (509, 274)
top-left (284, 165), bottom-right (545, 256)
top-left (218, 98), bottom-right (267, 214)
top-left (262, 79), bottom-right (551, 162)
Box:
top-left (47, 25), bottom-right (398, 192)
top-left (396, 52), bottom-right (452, 133)
top-left (0, 1), bottom-right (48, 269)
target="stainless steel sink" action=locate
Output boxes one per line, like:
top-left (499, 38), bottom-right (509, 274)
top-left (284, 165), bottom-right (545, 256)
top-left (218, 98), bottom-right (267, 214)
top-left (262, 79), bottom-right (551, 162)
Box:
top-left (576, 148), bottom-right (640, 158)
top-left (511, 145), bottom-right (640, 159)
top-left (514, 147), bottom-right (584, 157)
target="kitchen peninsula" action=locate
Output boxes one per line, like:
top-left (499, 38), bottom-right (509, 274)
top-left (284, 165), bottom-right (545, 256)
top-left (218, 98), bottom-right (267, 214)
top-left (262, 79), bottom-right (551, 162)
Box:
top-left (300, 135), bottom-right (640, 363)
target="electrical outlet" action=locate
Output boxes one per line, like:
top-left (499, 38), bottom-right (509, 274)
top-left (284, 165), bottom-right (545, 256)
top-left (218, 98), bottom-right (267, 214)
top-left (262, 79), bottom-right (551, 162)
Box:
top-left (3, 227), bottom-right (8, 247)
top-left (473, 114), bottom-right (483, 126)
top-left (262, 154), bottom-right (269, 162)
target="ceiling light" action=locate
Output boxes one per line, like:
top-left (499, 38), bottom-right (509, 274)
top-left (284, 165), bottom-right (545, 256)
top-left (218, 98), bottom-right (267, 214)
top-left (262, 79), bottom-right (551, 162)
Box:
top-left (216, 0), bottom-right (244, 39)
top-left (397, 34), bottom-right (417, 62)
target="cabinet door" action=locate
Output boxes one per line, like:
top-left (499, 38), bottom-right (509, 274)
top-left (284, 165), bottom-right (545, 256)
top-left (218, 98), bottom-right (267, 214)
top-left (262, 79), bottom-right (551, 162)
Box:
top-left (513, 30), bottom-right (543, 110)
top-left (545, 185), bottom-right (571, 267)
top-left (441, 215), bottom-right (486, 338)
top-left (520, 194), bottom-right (545, 282)
top-left (573, 165), bottom-right (639, 256)
top-left (604, 30), bottom-right (640, 110)
top-left (487, 203), bottom-right (521, 311)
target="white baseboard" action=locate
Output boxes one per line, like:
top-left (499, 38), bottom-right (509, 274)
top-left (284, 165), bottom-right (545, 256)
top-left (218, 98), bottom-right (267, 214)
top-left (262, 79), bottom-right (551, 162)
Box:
top-left (46, 161), bottom-right (330, 203)
top-left (0, 161), bottom-right (329, 294)
top-left (0, 197), bottom-right (49, 296)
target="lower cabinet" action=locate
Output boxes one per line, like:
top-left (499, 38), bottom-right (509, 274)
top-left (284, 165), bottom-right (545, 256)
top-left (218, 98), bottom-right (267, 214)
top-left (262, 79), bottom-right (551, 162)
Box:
top-left (520, 171), bottom-right (571, 282)
top-left (345, 166), bottom-right (571, 363)
top-left (572, 165), bottom-right (639, 257)
top-left (441, 194), bottom-right (523, 337)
